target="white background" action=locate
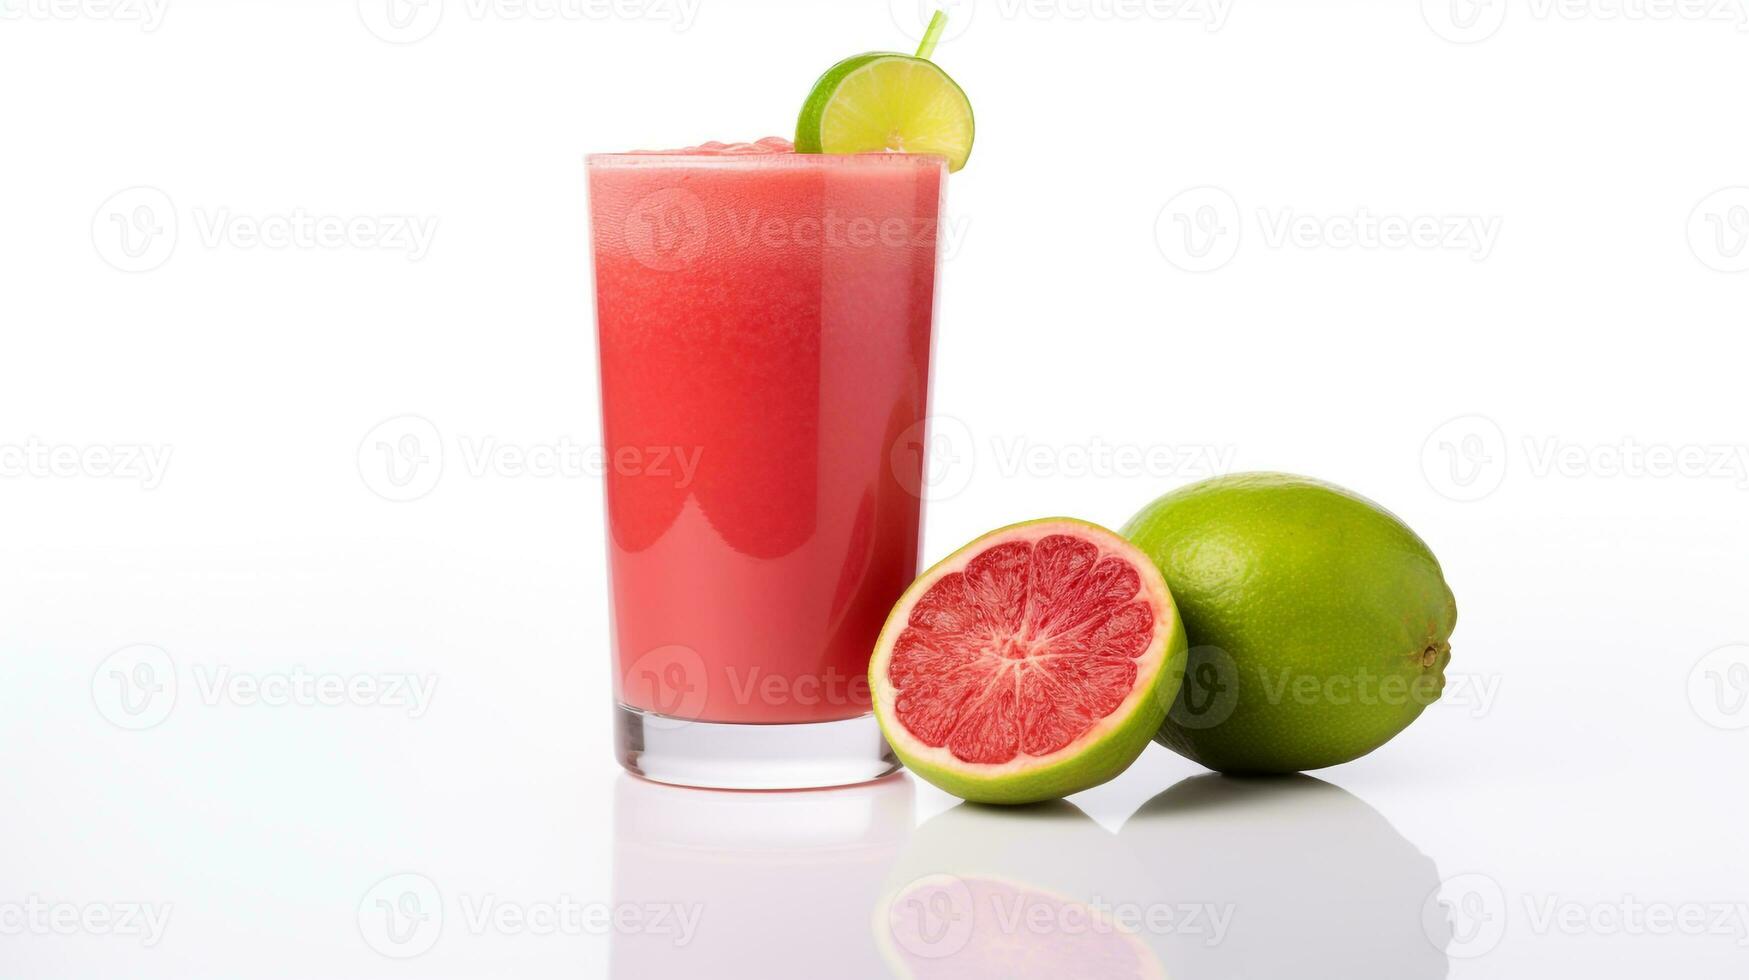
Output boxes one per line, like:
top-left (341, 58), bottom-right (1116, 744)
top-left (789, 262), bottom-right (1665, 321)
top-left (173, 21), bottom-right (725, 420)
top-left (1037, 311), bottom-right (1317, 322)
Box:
top-left (4, 0), bottom-right (1749, 976)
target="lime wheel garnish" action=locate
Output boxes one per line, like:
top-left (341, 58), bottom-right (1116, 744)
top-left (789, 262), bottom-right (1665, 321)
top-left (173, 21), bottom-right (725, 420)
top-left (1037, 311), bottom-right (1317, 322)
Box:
top-left (795, 11), bottom-right (975, 172)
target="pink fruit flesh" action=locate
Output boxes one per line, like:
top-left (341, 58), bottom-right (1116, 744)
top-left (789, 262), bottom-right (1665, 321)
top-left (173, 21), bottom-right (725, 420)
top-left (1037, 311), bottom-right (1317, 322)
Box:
top-left (888, 534), bottom-right (1158, 765)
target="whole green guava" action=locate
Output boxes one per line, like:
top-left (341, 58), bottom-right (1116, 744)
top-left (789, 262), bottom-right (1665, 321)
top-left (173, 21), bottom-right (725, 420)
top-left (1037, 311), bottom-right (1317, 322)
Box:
top-left (1123, 473), bottom-right (1457, 774)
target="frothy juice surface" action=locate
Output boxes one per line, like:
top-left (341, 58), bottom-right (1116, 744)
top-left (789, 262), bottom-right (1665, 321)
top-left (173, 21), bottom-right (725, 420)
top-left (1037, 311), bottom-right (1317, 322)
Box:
top-left (588, 139), bottom-right (945, 724)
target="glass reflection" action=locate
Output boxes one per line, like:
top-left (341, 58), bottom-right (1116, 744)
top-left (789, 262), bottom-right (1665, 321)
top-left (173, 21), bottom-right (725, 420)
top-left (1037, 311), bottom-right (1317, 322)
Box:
top-left (610, 773), bottom-right (913, 978)
top-left (1120, 774), bottom-right (1449, 979)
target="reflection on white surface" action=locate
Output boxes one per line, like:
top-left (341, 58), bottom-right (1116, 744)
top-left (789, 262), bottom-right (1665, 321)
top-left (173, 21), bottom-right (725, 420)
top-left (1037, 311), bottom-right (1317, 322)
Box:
top-left (874, 800), bottom-right (1165, 979)
top-left (857, 773), bottom-right (1450, 979)
top-left (1120, 774), bottom-right (1448, 979)
top-left (610, 772), bottom-right (913, 979)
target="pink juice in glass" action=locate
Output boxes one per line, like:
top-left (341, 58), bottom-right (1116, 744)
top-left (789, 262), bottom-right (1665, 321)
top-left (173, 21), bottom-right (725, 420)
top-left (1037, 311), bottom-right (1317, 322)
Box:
top-left (587, 138), bottom-right (945, 788)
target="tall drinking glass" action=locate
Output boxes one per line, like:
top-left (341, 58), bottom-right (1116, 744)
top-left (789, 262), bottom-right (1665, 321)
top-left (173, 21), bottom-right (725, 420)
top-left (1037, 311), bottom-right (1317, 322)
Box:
top-left (587, 144), bottom-right (945, 789)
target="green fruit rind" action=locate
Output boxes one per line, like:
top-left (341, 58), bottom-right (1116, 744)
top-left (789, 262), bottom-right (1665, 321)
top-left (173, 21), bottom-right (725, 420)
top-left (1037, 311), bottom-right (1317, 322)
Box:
top-left (1122, 473), bottom-right (1458, 775)
top-left (870, 518), bottom-right (1190, 805)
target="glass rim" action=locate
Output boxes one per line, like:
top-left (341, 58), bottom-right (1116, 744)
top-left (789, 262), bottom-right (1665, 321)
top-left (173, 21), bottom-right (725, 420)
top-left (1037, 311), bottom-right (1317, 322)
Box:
top-left (586, 151), bottom-right (947, 169)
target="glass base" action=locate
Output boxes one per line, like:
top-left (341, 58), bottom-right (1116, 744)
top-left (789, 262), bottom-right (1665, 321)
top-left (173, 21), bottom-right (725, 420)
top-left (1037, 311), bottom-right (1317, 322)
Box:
top-left (615, 704), bottom-right (901, 790)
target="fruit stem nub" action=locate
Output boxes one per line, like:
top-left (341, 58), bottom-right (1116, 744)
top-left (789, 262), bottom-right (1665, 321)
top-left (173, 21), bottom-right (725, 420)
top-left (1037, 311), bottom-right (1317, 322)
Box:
top-left (914, 10), bottom-right (948, 61)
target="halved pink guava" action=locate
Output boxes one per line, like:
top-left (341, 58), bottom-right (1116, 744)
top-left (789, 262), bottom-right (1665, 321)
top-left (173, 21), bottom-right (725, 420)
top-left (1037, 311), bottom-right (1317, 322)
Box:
top-left (870, 518), bottom-right (1188, 804)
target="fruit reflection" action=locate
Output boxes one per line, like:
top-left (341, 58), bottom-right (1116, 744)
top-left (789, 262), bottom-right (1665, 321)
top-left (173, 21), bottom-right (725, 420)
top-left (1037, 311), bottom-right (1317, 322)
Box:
top-left (1119, 774), bottom-right (1448, 979)
top-left (876, 801), bottom-right (1165, 979)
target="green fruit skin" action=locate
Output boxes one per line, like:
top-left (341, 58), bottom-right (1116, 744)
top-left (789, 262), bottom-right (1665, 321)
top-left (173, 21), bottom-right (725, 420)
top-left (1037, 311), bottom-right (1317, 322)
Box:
top-left (871, 518), bottom-right (1189, 805)
top-left (794, 52), bottom-right (889, 156)
top-left (1121, 473), bottom-right (1457, 775)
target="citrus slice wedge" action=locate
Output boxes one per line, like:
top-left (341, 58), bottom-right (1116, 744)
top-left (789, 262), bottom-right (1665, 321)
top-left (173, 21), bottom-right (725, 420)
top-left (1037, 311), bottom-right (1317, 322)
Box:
top-left (795, 52), bottom-right (975, 172)
top-left (870, 518), bottom-right (1189, 804)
